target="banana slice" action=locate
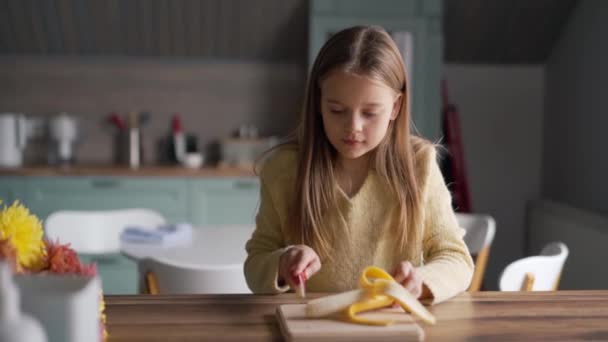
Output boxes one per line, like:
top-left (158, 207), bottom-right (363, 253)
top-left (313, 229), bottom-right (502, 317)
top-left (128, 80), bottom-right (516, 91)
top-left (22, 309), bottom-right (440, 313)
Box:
top-left (306, 288), bottom-right (367, 317)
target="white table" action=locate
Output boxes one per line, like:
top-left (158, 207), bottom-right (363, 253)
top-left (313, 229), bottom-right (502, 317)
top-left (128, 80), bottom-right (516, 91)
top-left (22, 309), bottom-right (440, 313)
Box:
top-left (120, 225), bottom-right (254, 265)
top-left (120, 225), bottom-right (255, 293)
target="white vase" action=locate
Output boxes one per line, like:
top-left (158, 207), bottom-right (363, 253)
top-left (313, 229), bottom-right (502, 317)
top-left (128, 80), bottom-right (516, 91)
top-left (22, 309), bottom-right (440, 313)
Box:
top-left (14, 273), bottom-right (101, 342)
top-left (0, 263), bottom-right (47, 342)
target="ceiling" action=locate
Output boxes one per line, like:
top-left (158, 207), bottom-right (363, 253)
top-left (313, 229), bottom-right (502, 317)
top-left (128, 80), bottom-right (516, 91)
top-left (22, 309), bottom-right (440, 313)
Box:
top-left (443, 0), bottom-right (580, 64)
top-left (0, 0), bottom-right (308, 62)
top-left (0, 0), bottom-right (580, 64)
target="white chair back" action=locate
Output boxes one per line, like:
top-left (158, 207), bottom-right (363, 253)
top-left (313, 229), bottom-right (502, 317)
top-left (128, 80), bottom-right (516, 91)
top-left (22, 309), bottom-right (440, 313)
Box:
top-left (456, 213), bottom-right (496, 254)
top-left (45, 209), bottom-right (166, 254)
top-left (456, 213), bottom-right (496, 292)
top-left (499, 242), bottom-right (569, 291)
top-left (139, 257), bottom-right (251, 294)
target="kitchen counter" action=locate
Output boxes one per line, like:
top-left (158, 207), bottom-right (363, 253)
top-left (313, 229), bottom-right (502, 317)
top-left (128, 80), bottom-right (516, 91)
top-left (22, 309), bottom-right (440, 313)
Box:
top-left (0, 168), bottom-right (260, 232)
top-left (0, 165), bottom-right (255, 177)
top-left (104, 290), bottom-right (608, 341)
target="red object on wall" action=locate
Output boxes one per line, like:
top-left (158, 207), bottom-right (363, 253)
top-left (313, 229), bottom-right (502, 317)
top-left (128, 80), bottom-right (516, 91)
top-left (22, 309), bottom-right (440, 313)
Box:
top-left (441, 79), bottom-right (472, 213)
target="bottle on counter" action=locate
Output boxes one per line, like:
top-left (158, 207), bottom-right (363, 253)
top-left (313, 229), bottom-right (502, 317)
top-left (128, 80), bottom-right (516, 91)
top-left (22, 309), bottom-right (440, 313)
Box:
top-left (48, 113), bottom-right (78, 165)
top-left (128, 111), bottom-right (140, 169)
top-left (172, 113), bottom-right (186, 164)
top-left (107, 112), bottom-right (127, 165)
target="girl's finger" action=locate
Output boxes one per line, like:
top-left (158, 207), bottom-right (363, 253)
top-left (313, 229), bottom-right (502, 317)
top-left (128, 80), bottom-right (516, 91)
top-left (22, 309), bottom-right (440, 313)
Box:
top-left (404, 280), bottom-right (419, 295)
top-left (411, 285), bottom-right (422, 298)
top-left (303, 257), bottom-right (322, 279)
top-left (292, 249), bottom-right (319, 276)
top-left (285, 275), bottom-right (299, 290)
top-left (279, 266), bottom-right (297, 289)
top-left (403, 273), bottom-right (422, 298)
top-left (393, 262), bottom-right (412, 283)
top-left (281, 252), bottom-right (301, 287)
top-left (291, 253), bottom-right (314, 276)
top-left (284, 260), bottom-right (303, 288)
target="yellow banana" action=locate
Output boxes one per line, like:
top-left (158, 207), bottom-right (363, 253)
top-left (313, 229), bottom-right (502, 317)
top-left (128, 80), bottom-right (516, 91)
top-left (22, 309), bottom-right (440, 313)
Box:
top-left (305, 266), bottom-right (436, 325)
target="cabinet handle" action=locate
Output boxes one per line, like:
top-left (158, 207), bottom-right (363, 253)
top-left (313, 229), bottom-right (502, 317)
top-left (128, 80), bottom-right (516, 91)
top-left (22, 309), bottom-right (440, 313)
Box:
top-left (91, 179), bottom-right (121, 188)
top-left (233, 180), bottom-right (257, 190)
top-left (90, 255), bottom-right (121, 265)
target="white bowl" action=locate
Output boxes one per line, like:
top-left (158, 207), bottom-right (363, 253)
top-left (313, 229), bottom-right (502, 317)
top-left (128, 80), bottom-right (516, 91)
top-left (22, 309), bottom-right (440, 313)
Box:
top-left (183, 153), bottom-right (204, 169)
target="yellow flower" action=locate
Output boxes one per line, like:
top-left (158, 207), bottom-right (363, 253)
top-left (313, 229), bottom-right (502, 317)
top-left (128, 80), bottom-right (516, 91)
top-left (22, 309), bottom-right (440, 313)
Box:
top-left (0, 200), bottom-right (45, 270)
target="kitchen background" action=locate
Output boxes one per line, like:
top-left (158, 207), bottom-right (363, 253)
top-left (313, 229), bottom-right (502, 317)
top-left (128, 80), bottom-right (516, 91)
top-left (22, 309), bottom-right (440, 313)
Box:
top-left (0, 0), bottom-right (606, 291)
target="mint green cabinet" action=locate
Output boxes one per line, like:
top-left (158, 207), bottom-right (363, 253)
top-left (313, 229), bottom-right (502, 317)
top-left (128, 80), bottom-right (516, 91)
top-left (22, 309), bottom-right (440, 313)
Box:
top-left (0, 177), bottom-right (24, 205)
top-left (5, 176), bottom-right (261, 227)
top-left (24, 177), bottom-right (188, 223)
top-left (0, 175), bottom-right (260, 294)
top-left (309, 0), bottom-right (443, 141)
top-left (79, 253), bottom-right (138, 295)
top-left (189, 178), bottom-right (260, 225)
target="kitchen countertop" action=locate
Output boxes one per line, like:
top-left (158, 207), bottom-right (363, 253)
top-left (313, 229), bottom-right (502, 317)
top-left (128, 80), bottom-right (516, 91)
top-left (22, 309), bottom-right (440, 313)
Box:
top-left (0, 165), bottom-right (256, 177)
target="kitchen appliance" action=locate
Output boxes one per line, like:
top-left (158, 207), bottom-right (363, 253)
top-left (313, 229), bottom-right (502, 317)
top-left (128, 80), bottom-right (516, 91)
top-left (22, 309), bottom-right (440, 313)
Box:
top-left (0, 113), bottom-right (28, 168)
top-left (49, 113), bottom-right (78, 165)
top-left (219, 136), bottom-right (278, 168)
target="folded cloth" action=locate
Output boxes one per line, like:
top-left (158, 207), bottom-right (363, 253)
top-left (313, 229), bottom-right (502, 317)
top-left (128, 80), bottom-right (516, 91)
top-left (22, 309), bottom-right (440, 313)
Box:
top-left (120, 223), bottom-right (193, 245)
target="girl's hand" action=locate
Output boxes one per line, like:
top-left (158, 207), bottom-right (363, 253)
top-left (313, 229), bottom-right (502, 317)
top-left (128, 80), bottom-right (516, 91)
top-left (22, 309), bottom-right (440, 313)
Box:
top-left (278, 245), bottom-right (321, 289)
top-left (392, 261), bottom-right (424, 298)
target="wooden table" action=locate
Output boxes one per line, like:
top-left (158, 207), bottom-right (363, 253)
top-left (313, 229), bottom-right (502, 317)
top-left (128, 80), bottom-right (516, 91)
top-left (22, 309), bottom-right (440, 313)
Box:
top-left (105, 290), bottom-right (608, 341)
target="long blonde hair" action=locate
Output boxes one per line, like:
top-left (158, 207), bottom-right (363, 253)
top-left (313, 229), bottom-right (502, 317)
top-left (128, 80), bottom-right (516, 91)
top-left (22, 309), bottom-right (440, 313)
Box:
top-left (273, 26), bottom-right (430, 260)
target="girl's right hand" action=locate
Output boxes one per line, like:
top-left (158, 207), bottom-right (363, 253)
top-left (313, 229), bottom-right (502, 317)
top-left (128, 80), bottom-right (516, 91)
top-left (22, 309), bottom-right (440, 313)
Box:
top-left (278, 245), bottom-right (321, 289)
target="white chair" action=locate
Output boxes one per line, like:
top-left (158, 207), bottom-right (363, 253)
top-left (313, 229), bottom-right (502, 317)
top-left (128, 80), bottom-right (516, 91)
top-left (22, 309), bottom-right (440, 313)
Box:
top-left (139, 257), bottom-right (251, 294)
top-left (455, 213), bottom-right (496, 292)
top-left (44, 208), bottom-right (166, 255)
top-left (499, 242), bottom-right (569, 291)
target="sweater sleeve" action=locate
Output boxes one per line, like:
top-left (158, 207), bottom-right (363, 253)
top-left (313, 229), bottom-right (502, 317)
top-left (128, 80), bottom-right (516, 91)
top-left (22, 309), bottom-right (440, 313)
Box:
top-left (244, 176), bottom-right (291, 294)
top-left (416, 149), bottom-right (474, 304)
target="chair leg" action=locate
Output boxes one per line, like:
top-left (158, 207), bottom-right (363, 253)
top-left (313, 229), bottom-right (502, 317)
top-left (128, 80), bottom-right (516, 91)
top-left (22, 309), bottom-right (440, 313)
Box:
top-left (468, 246), bottom-right (490, 292)
top-left (552, 271), bottom-right (562, 291)
top-left (146, 271), bottom-right (159, 295)
top-left (521, 272), bottom-right (535, 291)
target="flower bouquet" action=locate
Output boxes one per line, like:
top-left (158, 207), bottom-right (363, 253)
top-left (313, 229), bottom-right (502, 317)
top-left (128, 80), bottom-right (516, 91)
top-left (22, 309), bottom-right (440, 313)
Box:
top-left (0, 200), bottom-right (107, 341)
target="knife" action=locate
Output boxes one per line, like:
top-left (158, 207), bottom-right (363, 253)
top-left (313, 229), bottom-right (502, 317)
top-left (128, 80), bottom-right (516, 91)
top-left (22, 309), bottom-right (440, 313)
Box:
top-left (295, 273), bottom-right (307, 298)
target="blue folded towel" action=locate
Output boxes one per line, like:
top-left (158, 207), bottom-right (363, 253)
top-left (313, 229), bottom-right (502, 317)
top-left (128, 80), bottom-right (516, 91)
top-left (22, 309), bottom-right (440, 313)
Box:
top-left (120, 223), bottom-right (193, 245)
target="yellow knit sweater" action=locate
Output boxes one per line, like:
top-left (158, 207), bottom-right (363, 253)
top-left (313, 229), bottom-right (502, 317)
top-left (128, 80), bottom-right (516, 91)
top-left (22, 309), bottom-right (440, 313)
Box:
top-left (244, 144), bottom-right (474, 304)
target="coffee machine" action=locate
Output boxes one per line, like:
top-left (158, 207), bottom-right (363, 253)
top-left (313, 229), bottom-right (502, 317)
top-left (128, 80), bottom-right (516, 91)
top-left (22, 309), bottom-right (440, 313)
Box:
top-left (0, 113), bottom-right (28, 168)
top-left (49, 113), bottom-right (78, 165)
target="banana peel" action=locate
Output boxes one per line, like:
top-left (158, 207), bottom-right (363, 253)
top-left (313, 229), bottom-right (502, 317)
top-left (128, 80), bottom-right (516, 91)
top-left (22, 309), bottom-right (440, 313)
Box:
top-left (305, 266), bottom-right (436, 325)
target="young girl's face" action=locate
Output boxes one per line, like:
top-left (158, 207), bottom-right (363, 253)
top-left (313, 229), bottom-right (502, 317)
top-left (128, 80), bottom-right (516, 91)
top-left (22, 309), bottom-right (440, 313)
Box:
top-left (320, 70), bottom-right (401, 162)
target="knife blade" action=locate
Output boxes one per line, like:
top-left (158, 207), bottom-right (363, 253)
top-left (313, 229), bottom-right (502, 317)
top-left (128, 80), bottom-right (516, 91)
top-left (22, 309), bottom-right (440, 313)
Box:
top-left (296, 273), bottom-right (306, 298)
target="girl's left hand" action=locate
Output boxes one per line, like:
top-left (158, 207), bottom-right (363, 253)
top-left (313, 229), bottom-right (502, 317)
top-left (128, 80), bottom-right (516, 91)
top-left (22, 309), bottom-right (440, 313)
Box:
top-left (392, 261), bottom-right (423, 298)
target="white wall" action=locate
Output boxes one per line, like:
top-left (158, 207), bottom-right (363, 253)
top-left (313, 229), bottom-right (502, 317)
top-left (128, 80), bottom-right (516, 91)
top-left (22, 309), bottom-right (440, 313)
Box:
top-left (443, 65), bottom-right (544, 289)
top-left (528, 200), bottom-right (608, 290)
top-left (543, 0), bottom-right (608, 216)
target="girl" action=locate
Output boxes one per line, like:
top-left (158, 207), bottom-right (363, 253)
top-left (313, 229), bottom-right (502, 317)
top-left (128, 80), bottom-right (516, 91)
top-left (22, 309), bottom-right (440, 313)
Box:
top-left (244, 25), bottom-right (473, 304)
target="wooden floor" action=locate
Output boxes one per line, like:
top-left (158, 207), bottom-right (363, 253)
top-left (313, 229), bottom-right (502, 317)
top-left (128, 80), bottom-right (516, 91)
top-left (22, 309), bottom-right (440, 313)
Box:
top-left (105, 290), bottom-right (608, 341)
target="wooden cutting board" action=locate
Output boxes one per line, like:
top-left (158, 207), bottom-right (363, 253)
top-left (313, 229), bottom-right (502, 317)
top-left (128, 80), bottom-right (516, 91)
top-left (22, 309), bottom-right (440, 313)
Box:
top-left (276, 304), bottom-right (424, 341)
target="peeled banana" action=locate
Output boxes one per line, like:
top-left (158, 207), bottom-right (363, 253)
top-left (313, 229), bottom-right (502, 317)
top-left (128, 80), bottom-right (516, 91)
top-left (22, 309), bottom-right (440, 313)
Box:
top-left (305, 266), bottom-right (436, 325)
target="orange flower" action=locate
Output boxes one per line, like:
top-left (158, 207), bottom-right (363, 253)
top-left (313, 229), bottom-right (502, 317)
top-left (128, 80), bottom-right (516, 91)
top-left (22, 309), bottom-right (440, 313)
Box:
top-left (79, 262), bottom-right (98, 277)
top-left (44, 240), bottom-right (83, 274)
